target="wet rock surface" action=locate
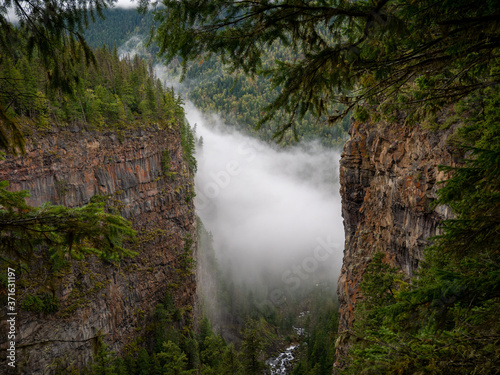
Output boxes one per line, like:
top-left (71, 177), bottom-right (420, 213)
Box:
top-left (0, 126), bottom-right (197, 374)
top-left (335, 120), bottom-right (460, 366)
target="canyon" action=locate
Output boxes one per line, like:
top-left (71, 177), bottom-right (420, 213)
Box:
top-left (0, 124), bottom-right (197, 374)
top-left (0, 112), bottom-right (465, 375)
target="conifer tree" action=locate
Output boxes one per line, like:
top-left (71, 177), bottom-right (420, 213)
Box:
top-left (153, 0), bottom-right (500, 138)
top-left (240, 320), bottom-right (268, 375)
top-left (0, 181), bottom-right (136, 265)
top-left (157, 341), bottom-right (196, 375)
top-left (137, 348), bottom-right (150, 375)
top-left (149, 353), bottom-right (162, 375)
top-left (91, 340), bottom-right (117, 375)
top-left (0, 0), bottom-right (115, 152)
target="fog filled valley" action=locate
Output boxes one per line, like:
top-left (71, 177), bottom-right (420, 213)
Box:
top-left (106, 31), bottom-right (346, 373)
top-left (148, 34), bottom-right (346, 360)
top-left (188, 102), bottom-right (344, 349)
top-left (2, 3), bottom-right (499, 375)
top-left (113, 27), bottom-right (346, 373)
top-left (179, 98), bottom-right (344, 372)
top-left (0, 8), bottom-right (347, 372)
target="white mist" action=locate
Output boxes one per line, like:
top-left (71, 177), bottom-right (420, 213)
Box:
top-left (186, 102), bottom-right (344, 286)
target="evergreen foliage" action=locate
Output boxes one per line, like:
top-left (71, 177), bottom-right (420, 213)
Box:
top-left (92, 340), bottom-right (118, 375)
top-left (1, 0), bottom-right (113, 91)
top-left (240, 319), bottom-right (270, 375)
top-left (2, 2), bottom-right (498, 374)
top-left (83, 8), bottom-right (350, 145)
top-left (341, 90), bottom-right (500, 374)
top-left (153, 0), bottom-right (500, 138)
top-left (0, 181), bottom-right (136, 266)
top-left (81, 308), bottom-right (249, 375)
top-left (83, 8), bottom-right (155, 50)
top-left (161, 149), bottom-right (175, 178)
top-left (175, 54), bottom-right (350, 146)
top-left (180, 121), bottom-right (197, 173)
top-left (0, 38), bottom-right (186, 130)
top-left (21, 293), bottom-right (60, 313)
top-left (178, 234), bottom-right (196, 276)
top-left (151, 2), bottom-right (500, 373)
top-left (291, 292), bottom-right (339, 375)
top-left (0, 0), bottom-right (115, 152)
top-left (157, 341), bottom-right (196, 375)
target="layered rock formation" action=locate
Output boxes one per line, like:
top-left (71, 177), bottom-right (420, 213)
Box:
top-left (0, 124), bottom-right (197, 374)
top-left (336, 119), bottom-right (461, 365)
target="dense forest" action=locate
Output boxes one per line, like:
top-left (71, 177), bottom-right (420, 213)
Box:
top-left (174, 55), bottom-right (350, 146)
top-left (0, 38), bottom-right (184, 131)
top-left (84, 8), bottom-right (350, 147)
top-left (84, 9), bottom-right (155, 51)
top-left (1, 0), bottom-right (499, 374)
top-left (0, 2), bottom-right (203, 275)
top-left (0, 4), bottom-right (178, 276)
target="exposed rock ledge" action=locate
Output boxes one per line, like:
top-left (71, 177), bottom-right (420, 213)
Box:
top-left (335, 119), bottom-right (461, 365)
top-left (0, 125), bottom-right (197, 374)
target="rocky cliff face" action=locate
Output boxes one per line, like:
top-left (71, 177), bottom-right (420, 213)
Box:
top-left (336, 119), bottom-right (461, 365)
top-left (0, 125), bottom-right (197, 374)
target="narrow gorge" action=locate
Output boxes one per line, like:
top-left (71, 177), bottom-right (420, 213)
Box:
top-left (0, 95), bottom-right (491, 375)
top-left (1, 2), bottom-right (498, 373)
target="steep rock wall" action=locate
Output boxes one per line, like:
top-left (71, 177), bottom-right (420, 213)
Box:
top-left (0, 125), bottom-right (197, 374)
top-left (335, 119), bottom-right (460, 365)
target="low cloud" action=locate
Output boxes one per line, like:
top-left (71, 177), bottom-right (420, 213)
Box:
top-left (188, 103), bottom-right (344, 286)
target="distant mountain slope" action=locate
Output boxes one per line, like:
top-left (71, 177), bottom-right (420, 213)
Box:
top-left (84, 8), bottom-right (349, 146)
top-left (84, 8), bottom-right (155, 49)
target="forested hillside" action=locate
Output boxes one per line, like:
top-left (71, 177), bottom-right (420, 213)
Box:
top-left (1, 37), bottom-right (183, 130)
top-left (85, 8), bottom-right (350, 146)
top-left (0, 3), bottom-right (172, 279)
top-left (174, 55), bottom-right (350, 146)
top-left (84, 8), bottom-right (155, 50)
top-left (1, 1), bottom-right (499, 374)
top-left (0, 2), bottom-right (199, 374)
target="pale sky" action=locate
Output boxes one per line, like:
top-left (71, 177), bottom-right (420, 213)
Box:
top-left (5, 1), bottom-right (146, 23)
top-left (114, 0), bottom-right (139, 9)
